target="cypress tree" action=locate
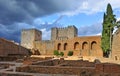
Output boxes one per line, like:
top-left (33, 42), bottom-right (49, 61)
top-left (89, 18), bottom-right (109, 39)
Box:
top-left (101, 3), bottom-right (116, 57)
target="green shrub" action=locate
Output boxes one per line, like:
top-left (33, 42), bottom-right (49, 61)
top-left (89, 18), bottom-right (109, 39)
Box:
top-left (59, 52), bottom-right (64, 56)
top-left (54, 50), bottom-right (59, 56)
top-left (67, 51), bottom-right (73, 56)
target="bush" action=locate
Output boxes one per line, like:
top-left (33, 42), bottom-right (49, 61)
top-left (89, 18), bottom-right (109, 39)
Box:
top-left (59, 52), bottom-right (64, 56)
top-left (67, 51), bottom-right (73, 56)
top-left (54, 50), bottom-right (59, 56)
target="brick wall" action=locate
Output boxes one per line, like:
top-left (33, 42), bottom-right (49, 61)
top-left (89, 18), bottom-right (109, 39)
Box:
top-left (16, 59), bottom-right (120, 75)
top-left (95, 63), bottom-right (120, 73)
top-left (16, 65), bottom-right (95, 75)
top-left (54, 36), bottom-right (103, 57)
top-left (0, 38), bottom-right (30, 57)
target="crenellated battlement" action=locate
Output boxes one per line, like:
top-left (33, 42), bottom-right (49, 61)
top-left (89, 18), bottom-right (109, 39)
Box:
top-left (51, 25), bottom-right (78, 41)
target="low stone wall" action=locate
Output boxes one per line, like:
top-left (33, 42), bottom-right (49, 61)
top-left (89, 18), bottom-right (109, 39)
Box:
top-left (95, 63), bottom-right (120, 73)
top-left (0, 73), bottom-right (33, 76)
top-left (16, 65), bottom-right (95, 75)
top-left (23, 57), bottom-right (53, 65)
top-left (32, 59), bottom-right (95, 67)
top-left (60, 60), bottom-right (95, 67)
top-left (32, 59), bottom-right (60, 66)
top-left (0, 56), bottom-right (17, 61)
top-left (0, 63), bottom-right (14, 69)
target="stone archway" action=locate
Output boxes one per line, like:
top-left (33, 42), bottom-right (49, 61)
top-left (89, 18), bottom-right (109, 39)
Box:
top-left (57, 43), bottom-right (61, 50)
top-left (64, 43), bottom-right (68, 50)
top-left (91, 41), bottom-right (97, 50)
top-left (82, 42), bottom-right (88, 50)
top-left (74, 42), bottom-right (79, 50)
top-left (82, 42), bottom-right (89, 56)
top-left (91, 41), bottom-right (97, 56)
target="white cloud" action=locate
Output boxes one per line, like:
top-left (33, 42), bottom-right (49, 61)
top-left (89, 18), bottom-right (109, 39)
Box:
top-left (33, 18), bottom-right (45, 25)
top-left (117, 17), bottom-right (120, 21)
top-left (61, 0), bottom-right (120, 16)
top-left (78, 23), bottom-right (102, 36)
top-left (40, 28), bottom-right (51, 40)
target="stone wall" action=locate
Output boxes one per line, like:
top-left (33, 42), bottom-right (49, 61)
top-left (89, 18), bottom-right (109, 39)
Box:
top-left (34, 40), bottom-right (54, 54)
top-left (0, 73), bottom-right (33, 76)
top-left (16, 65), bottom-right (95, 75)
top-left (33, 35), bottom-right (102, 57)
top-left (112, 28), bottom-right (120, 60)
top-left (95, 63), bottom-right (120, 73)
top-left (16, 59), bottom-right (120, 76)
top-left (21, 29), bottom-right (42, 50)
top-left (0, 38), bottom-right (29, 57)
top-left (51, 26), bottom-right (77, 41)
top-left (55, 36), bottom-right (103, 57)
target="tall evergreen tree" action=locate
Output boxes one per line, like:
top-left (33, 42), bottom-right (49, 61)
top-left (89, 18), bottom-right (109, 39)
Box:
top-left (101, 3), bottom-right (116, 57)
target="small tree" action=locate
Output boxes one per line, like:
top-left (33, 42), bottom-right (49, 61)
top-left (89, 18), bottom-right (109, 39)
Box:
top-left (54, 50), bottom-right (59, 56)
top-left (67, 51), bottom-right (73, 56)
top-left (59, 52), bottom-right (64, 56)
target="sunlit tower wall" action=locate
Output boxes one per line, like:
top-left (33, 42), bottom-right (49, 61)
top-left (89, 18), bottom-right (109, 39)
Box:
top-left (67, 26), bottom-right (78, 38)
top-left (21, 29), bottom-right (42, 49)
top-left (51, 25), bottom-right (78, 41)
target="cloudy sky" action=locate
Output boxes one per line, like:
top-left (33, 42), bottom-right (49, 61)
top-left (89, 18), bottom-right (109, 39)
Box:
top-left (0, 0), bottom-right (120, 43)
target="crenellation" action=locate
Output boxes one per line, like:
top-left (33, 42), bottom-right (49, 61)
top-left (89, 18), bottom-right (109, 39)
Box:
top-left (51, 25), bottom-right (77, 41)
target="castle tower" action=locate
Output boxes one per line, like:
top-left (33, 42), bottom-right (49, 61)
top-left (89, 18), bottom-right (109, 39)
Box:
top-left (21, 29), bottom-right (42, 49)
top-left (67, 26), bottom-right (78, 39)
top-left (51, 25), bottom-right (78, 41)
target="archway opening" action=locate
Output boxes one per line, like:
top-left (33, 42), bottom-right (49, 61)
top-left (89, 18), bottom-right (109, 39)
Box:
top-left (82, 42), bottom-right (88, 50)
top-left (74, 42), bottom-right (79, 50)
top-left (91, 41), bottom-right (97, 50)
top-left (57, 43), bottom-right (61, 50)
top-left (64, 43), bottom-right (68, 50)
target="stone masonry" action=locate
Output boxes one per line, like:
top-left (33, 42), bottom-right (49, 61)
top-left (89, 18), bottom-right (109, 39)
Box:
top-left (21, 29), bottom-right (42, 50)
top-left (21, 25), bottom-right (103, 57)
top-left (51, 26), bottom-right (78, 40)
top-left (112, 27), bottom-right (120, 60)
top-left (0, 38), bottom-right (29, 57)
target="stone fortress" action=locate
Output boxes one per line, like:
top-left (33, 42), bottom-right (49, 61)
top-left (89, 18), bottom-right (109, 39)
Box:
top-left (21, 26), bottom-right (103, 57)
top-left (21, 25), bottom-right (120, 60)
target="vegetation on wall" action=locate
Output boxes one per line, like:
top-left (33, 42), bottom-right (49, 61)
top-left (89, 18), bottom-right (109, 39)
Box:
top-left (59, 52), bottom-right (64, 56)
top-left (101, 3), bottom-right (117, 57)
top-left (67, 51), bottom-right (73, 56)
top-left (53, 50), bottom-right (64, 56)
top-left (54, 50), bottom-right (59, 56)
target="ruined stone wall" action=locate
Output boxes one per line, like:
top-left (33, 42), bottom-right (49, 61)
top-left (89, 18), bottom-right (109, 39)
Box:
top-left (112, 28), bottom-right (120, 60)
top-left (21, 29), bottom-right (42, 49)
top-left (16, 59), bottom-right (120, 76)
top-left (0, 38), bottom-right (29, 57)
top-left (51, 26), bottom-right (77, 41)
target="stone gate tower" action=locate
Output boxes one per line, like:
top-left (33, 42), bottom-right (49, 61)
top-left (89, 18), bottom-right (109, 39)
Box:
top-left (21, 29), bottom-right (42, 49)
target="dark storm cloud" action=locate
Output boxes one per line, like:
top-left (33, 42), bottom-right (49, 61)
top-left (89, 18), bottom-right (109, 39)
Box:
top-left (0, 0), bottom-right (103, 43)
top-left (0, 0), bottom-right (75, 42)
top-left (0, 0), bottom-right (76, 25)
